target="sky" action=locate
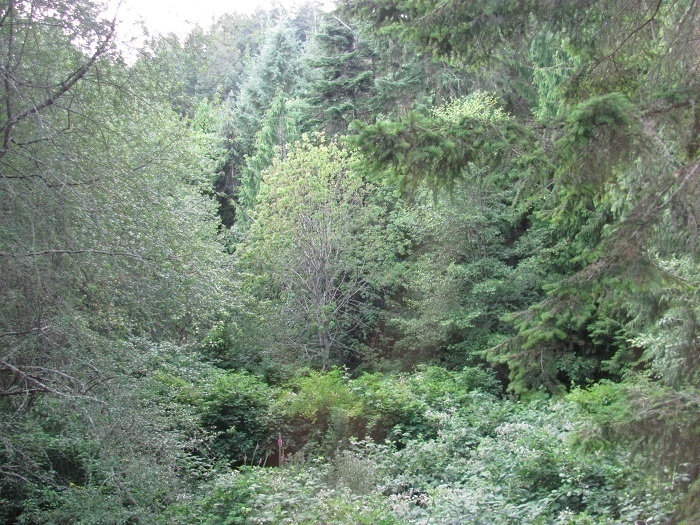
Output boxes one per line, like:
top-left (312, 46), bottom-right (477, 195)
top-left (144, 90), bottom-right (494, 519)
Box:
top-left (105, 0), bottom-right (332, 43)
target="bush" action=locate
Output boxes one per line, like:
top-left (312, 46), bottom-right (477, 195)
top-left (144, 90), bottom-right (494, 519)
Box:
top-left (280, 366), bottom-right (501, 455)
top-left (347, 396), bottom-right (672, 524)
top-left (166, 369), bottom-right (679, 524)
top-left (281, 368), bottom-right (364, 455)
top-left (192, 464), bottom-right (402, 525)
top-left (352, 372), bottom-right (431, 443)
top-left (198, 370), bottom-right (283, 465)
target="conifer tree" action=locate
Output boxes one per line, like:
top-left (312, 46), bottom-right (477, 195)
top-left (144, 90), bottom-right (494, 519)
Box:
top-left (218, 22), bottom-right (306, 226)
top-left (304, 15), bottom-right (376, 135)
top-left (345, 0), bottom-right (700, 518)
top-left (237, 93), bottom-right (303, 222)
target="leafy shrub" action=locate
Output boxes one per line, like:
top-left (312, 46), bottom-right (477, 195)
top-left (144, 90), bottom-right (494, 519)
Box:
top-left (198, 370), bottom-right (282, 465)
top-left (281, 365), bottom-right (499, 454)
top-left (281, 368), bottom-right (364, 455)
top-left (351, 372), bottom-right (431, 442)
top-left (354, 365), bottom-right (500, 444)
top-left (327, 449), bottom-right (378, 495)
top-left (193, 464), bottom-right (402, 525)
top-left (352, 397), bottom-right (673, 524)
top-left (406, 364), bottom-right (501, 405)
top-left (171, 369), bottom-right (679, 524)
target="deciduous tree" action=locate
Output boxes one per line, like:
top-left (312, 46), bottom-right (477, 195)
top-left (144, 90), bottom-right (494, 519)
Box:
top-left (240, 138), bottom-right (404, 369)
top-left (0, 1), bottom-right (231, 520)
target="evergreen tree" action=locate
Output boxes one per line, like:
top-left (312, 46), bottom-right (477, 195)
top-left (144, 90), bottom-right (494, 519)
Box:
top-left (237, 93), bottom-right (304, 223)
top-left (346, 0), bottom-right (700, 388)
top-left (304, 15), bottom-right (376, 135)
top-left (180, 13), bottom-right (266, 103)
top-left (345, 0), bottom-right (700, 518)
top-left (218, 22), bottom-right (306, 227)
top-left (227, 22), bottom-right (305, 160)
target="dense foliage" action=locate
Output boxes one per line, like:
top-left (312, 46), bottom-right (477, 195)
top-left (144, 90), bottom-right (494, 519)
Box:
top-left (1, 0), bottom-right (698, 523)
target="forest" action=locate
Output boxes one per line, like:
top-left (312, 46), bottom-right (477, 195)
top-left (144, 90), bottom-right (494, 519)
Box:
top-left (0, 0), bottom-right (699, 523)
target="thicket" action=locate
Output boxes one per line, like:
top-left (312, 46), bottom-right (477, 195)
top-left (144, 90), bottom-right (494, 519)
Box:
top-left (1, 0), bottom-right (698, 523)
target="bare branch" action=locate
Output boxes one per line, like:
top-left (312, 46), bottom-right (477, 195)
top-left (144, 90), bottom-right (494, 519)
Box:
top-left (0, 326), bottom-right (49, 337)
top-left (0, 248), bottom-right (145, 260)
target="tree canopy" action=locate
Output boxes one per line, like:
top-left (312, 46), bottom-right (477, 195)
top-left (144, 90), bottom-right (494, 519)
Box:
top-left (2, 0), bottom-right (699, 522)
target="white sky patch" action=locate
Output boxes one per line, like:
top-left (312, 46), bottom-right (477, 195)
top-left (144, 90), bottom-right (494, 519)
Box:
top-left (104, 0), bottom-right (334, 43)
